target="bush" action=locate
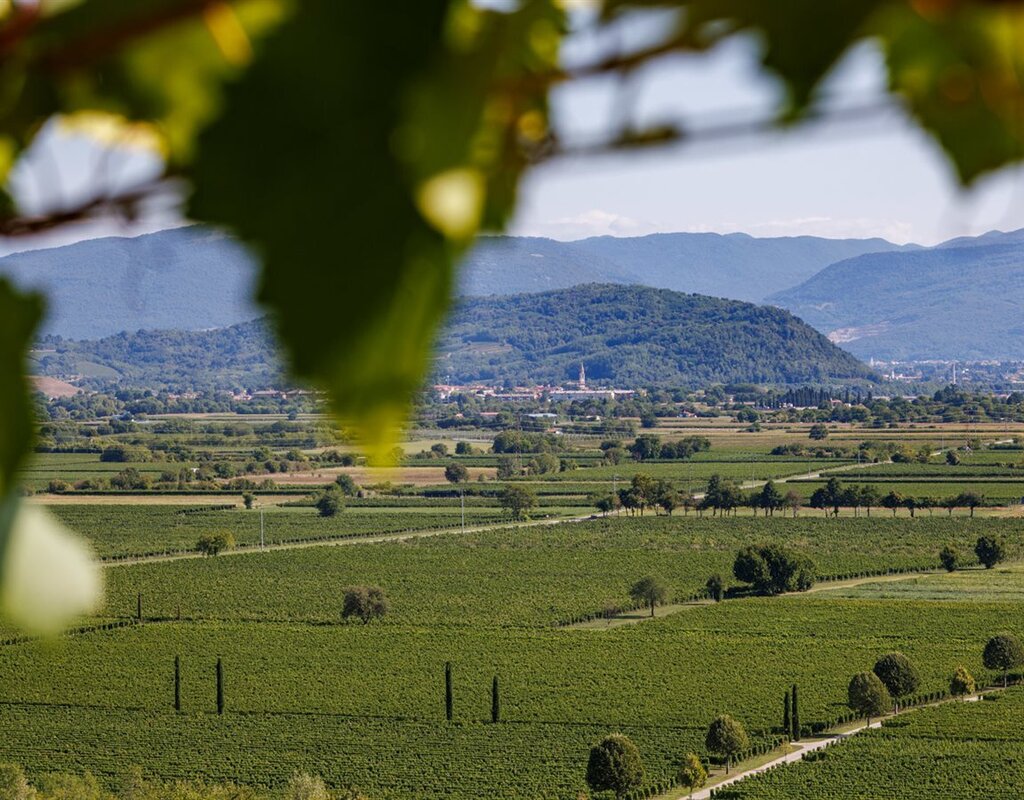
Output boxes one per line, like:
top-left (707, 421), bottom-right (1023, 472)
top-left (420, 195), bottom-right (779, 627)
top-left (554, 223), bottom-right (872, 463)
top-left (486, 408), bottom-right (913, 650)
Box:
top-left (950, 665), bottom-right (976, 698)
top-left (342, 585), bottom-right (389, 624)
top-left (316, 487), bottom-right (344, 517)
top-left (197, 532), bottom-right (235, 556)
top-left (939, 545), bottom-right (959, 572)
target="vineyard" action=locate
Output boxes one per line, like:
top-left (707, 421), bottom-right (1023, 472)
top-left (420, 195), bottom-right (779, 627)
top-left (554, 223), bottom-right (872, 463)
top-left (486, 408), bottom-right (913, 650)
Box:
top-left (48, 505), bottom-right (517, 558)
top-left (99, 516), bottom-right (1024, 626)
top-left (1, 512), bottom-right (1024, 798)
top-left (718, 689), bottom-right (1024, 799)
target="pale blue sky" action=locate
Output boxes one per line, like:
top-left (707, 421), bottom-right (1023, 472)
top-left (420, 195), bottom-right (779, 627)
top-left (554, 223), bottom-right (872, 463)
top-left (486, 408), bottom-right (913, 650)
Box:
top-left (512, 27), bottom-right (1024, 245)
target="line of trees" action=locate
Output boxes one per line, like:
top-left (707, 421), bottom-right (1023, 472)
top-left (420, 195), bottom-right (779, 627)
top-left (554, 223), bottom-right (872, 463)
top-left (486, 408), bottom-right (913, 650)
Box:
top-left (810, 477), bottom-right (986, 517)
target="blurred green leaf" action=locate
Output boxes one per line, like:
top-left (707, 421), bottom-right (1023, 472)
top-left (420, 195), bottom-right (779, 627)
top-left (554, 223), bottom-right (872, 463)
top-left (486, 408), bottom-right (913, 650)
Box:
top-left (190, 0), bottom-right (561, 457)
top-left (0, 279), bottom-right (42, 495)
top-left (0, 279), bottom-right (43, 567)
top-left (878, 2), bottom-right (1024, 185)
top-left (190, 0), bottom-right (456, 458)
top-left (1, 0), bottom-right (287, 164)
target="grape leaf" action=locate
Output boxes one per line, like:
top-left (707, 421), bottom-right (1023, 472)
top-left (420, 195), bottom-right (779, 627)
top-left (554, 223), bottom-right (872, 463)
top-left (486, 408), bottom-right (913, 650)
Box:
top-left (190, 0), bottom-right (561, 457)
top-left (0, 279), bottom-right (43, 568)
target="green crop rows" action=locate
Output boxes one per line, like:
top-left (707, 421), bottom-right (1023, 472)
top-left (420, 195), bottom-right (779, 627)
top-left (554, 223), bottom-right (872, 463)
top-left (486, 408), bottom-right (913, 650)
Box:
top-left (48, 505), bottom-right (515, 558)
top-left (98, 517), bottom-right (1024, 626)
top-left (719, 689), bottom-right (1024, 799)
top-left (5, 515), bottom-right (1024, 798)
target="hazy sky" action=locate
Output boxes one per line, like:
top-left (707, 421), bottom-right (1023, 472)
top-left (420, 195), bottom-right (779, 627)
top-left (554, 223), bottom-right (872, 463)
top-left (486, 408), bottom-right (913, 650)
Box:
top-left (5, 14), bottom-right (1024, 254)
top-left (511, 31), bottom-right (1024, 245)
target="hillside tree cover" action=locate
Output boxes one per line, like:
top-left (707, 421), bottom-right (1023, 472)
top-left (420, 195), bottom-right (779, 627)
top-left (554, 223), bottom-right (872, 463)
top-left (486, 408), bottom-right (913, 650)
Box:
top-left (0, 0), bottom-right (1023, 631)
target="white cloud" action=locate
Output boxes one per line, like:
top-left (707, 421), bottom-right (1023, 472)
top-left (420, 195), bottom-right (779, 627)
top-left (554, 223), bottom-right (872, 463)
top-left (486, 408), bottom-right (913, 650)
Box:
top-left (516, 209), bottom-right (663, 241)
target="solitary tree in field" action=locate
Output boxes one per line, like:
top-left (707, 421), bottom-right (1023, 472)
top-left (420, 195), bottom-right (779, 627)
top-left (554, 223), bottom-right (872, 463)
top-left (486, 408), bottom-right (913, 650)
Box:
top-left (705, 714), bottom-right (749, 774)
top-left (939, 545), bottom-right (960, 572)
top-left (586, 734), bottom-right (644, 799)
top-left (242, 492), bottom-right (254, 510)
top-left (316, 487), bottom-right (344, 517)
top-left (676, 753), bottom-right (707, 799)
top-left (847, 672), bottom-right (892, 726)
top-left (444, 463), bottom-right (469, 485)
top-left (341, 586), bottom-right (389, 624)
top-left (808, 424), bottom-right (829, 441)
top-left (629, 575), bottom-right (669, 617)
top-left (950, 665), bottom-right (976, 699)
top-left (197, 532), bottom-right (235, 557)
top-left (975, 535), bottom-right (1006, 569)
top-left (335, 473), bottom-right (360, 496)
top-left (873, 653), bottom-right (920, 712)
top-left (983, 634), bottom-right (1024, 687)
top-left (499, 486), bottom-right (536, 520)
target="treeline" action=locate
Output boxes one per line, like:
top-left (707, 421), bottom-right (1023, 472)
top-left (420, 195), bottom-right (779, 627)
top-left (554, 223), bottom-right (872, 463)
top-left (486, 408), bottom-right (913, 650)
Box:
top-left (807, 477), bottom-right (989, 517)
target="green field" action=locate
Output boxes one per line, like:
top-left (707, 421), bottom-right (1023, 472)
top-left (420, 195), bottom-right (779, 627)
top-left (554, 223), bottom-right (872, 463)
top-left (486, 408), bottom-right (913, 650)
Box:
top-left (3, 516), bottom-right (1024, 798)
top-left (48, 505), bottom-right (519, 559)
top-left (720, 689), bottom-right (1024, 799)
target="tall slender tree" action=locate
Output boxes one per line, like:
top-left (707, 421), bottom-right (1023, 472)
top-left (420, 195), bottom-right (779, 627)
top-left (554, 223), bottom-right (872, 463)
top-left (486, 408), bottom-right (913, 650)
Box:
top-left (791, 685), bottom-right (800, 740)
top-left (216, 658), bottom-right (224, 715)
top-left (445, 662), bottom-right (454, 722)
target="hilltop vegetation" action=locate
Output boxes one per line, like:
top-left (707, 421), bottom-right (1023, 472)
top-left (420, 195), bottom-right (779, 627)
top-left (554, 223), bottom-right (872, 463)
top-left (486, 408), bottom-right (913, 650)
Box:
top-left (33, 319), bottom-right (281, 392)
top-left (438, 285), bottom-right (876, 386)
top-left (32, 285), bottom-right (875, 392)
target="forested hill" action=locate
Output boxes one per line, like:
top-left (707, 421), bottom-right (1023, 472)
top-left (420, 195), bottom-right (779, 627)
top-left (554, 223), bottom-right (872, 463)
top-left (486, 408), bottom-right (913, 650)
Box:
top-left (437, 285), bottom-right (876, 386)
top-left (32, 319), bottom-right (281, 392)
top-left (32, 285), bottom-right (875, 392)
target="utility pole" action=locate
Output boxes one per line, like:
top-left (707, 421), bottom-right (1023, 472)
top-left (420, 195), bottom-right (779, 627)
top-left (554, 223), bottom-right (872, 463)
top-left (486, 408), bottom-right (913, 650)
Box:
top-left (460, 488), bottom-right (465, 534)
top-left (259, 507), bottom-right (265, 549)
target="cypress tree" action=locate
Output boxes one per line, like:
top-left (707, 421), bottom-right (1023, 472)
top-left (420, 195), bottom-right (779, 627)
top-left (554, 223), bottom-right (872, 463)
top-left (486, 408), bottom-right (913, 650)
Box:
top-left (445, 662), bottom-right (453, 722)
top-left (174, 656), bottom-right (181, 712)
top-left (491, 675), bottom-right (500, 724)
top-left (791, 684), bottom-right (800, 740)
top-left (783, 690), bottom-right (790, 735)
top-left (216, 658), bottom-right (224, 715)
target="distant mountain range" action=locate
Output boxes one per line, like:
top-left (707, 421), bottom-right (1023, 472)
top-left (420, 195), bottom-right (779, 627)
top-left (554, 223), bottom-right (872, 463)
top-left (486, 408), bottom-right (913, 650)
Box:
top-left (6, 224), bottom-right (1024, 363)
top-left (0, 226), bottom-right (258, 339)
top-left (769, 230), bottom-right (1024, 360)
top-left (459, 232), bottom-right (913, 303)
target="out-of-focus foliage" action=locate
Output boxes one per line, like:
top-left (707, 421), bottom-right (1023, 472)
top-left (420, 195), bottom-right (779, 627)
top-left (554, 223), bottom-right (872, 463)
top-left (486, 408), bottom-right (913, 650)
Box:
top-left (0, 0), bottom-right (1023, 629)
